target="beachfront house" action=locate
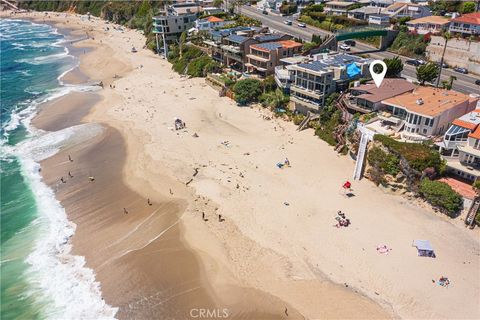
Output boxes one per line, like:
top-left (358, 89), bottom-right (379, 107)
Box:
top-left (448, 12), bottom-right (480, 38)
top-left (324, 1), bottom-right (358, 16)
top-left (246, 40), bottom-right (303, 77)
top-left (287, 53), bottom-right (371, 114)
top-left (274, 56), bottom-right (311, 94)
top-left (203, 28), bottom-right (289, 72)
top-left (381, 2), bottom-right (431, 19)
top-left (437, 110), bottom-right (480, 181)
top-left (406, 16), bottom-right (450, 35)
top-left (343, 79), bottom-right (416, 114)
top-left (376, 87), bottom-right (478, 142)
top-left (153, 3), bottom-right (198, 45)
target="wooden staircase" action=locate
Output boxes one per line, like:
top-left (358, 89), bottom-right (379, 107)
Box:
top-left (465, 197), bottom-right (480, 229)
top-left (297, 112), bottom-right (319, 131)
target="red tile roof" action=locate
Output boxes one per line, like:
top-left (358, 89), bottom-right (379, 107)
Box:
top-left (452, 12), bottom-right (480, 25)
top-left (469, 126), bottom-right (480, 140)
top-left (452, 119), bottom-right (478, 131)
top-left (278, 40), bottom-right (303, 49)
top-left (206, 16), bottom-right (224, 22)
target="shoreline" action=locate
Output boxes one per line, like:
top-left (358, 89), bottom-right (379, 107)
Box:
top-left (4, 10), bottom-right (479, 320)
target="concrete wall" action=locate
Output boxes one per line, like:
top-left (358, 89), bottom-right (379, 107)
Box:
top-left (427, 36), bottom-right (480, 75)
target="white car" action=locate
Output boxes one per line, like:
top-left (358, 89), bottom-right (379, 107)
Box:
top-left (339, 44), bottom-right (351, 51)
top-left (297, 23), bottom-right (306, 28)
top-left (284, 20), bottom-right (292, 25)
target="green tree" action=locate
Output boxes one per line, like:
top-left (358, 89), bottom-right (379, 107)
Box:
top-left (460, 1), bottom-right (475, 13)
top-left (263, 76), bottom-right (277, 93)
top-left (260, 89), bottom-right (289, 110)
top-left (179, 31), bottom-right (187, 59)
top-left (213, 0), bottom-right (223, 8)
top-left (233, 79), bottom-right (263, 105)
top-left (383, 56), bottom-right (403, 78)
top-left (416, 62), bottom-right (439, 85)
top-left (436, 32), bottom-right (451, 87)
top-left (419, 179), bottom-right (463, 216)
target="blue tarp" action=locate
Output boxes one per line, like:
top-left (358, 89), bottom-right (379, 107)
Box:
top-left (346, 62), bottom-right (361, 78)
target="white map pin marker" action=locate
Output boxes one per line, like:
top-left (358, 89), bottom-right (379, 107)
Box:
top-left (369, 60), bottom-right (387, 88)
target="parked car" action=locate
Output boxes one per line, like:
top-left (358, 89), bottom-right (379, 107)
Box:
top-left (262, 10), bottom-right (268, 15)
top-left (284, 20), bottom-right (292, 25)
top-left (453, 67), bottom-right (468, 74)
top-left (437, 62), bottom-right (448, 68)
top-left (405, 59), bottom-right (421, 66)
top-left (339, 44), bottom-right (351, 51)
top-left (297, 22), bottom-right (306, 28)
top-left (344, 40), bottom-right (356, 46)
top-left (476, 79), bottom-right (480, 85)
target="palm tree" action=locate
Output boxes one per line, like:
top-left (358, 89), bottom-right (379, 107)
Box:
top-left (436, 31), bottom-right (451, 88)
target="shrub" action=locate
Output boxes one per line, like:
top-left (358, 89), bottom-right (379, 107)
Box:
top-left (292, 114), bottom-right (305, 125)
top-left (187, 56), bottom-right (213, 77)
top-left (389, 31), bottom-right (429, 58)
top-left (367, 146), bottom-right (400, 176)
top-left (373, 135), bottom-right (444, 173)
top-left (419, 179), bottom-right (463, 216)
top-left (263, 76), bottom-right (277, 92)
top-left (233, 79), bottom-right (263, 104)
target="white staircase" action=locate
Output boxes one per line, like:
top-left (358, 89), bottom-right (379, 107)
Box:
top-left (353, 129), bottom-right (371, 180)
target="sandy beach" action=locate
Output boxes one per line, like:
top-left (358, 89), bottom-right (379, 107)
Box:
top-left (5, 10), bottom-right (480, 319)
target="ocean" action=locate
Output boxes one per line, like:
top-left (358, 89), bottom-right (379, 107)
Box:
top-left (0, 19), bottom-right (116, 319)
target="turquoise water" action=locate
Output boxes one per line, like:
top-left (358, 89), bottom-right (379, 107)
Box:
top-left (1, 19), bottom-right (116, 319)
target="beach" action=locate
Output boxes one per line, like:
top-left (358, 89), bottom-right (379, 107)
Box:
top-left (4, 10), bottom-right (480, 319)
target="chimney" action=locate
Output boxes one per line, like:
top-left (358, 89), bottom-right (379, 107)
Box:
top-left (416, 98), bottom-right (424, 105)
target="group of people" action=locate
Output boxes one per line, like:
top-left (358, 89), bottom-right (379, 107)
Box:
top-left (174, 118), bottom-right (186, 131)
top-left (276, 158), bottom-right (290, 169)
top-left (335, 211), bottom-right (351, 228)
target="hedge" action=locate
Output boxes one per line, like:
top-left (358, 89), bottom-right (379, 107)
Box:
top-left (419, 179), bottom-right (463, 216)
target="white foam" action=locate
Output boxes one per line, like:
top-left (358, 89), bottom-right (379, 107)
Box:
top-left (1, 19), bottom-right (118, 318)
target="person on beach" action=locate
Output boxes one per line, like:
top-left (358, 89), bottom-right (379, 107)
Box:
top-left (284, 158), bottom-right (290, 167)
top-left (68, 155), bottom-right (73, 162)
top-left (123, 208), bottom-right (128, 214)
top-left (68, 171), bottom-right (73, 178)
top-left (147, 198), bottom-right (152, 206)
top-left (284, 307), bottom-right (288, 317)
top-left (169, 188), bottom-right (173, 195)
top-left (60, 177), bottom-right (65, 183)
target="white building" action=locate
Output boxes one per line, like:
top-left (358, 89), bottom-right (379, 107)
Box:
top-left (449, 12), bottom-right (480, 37)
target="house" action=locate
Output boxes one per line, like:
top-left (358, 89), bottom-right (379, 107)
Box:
top-left (381, 2), bottom-right (431, 19)
top-left (343, 79), bottom-right (416, 114)
top-left (245, 40), bottom-right (303, 77)
top-left (448, 12), bottom-right (480, 37)
top-left (203, 29), bottom-right (289, 72)
top-left (195, 16), bottom-right (228, 31)
top-left (287, 53), bottom-right (371, 114)
top-left (368, 13), bottom-right (390, 26)
top-left (170, 2), bottom-right (202, 15)
top-left (348, 6), bottom-right (382, 20)
top-left (379, 87), bottom-right (478, 142)
top-left (324, 1), bottom-right (358, 16)
top-left (202, 6), bottom-right (223, 15)
top-left (153, 11), bottom-right (198, 42)
top-left (437, 109), bottom-right (480, 181)
top-left (406, 16), bottom-right (450, 34)
top-left (274, 56), bottom-right (311, 93)
top-left (370, 0), bottom-right (393, 8)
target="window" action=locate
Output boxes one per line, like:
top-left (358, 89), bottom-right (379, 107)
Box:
top-left (423, 128), bottom-right (427, 134)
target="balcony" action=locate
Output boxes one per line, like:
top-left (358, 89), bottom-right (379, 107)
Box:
top-left (445, 158), bottom-right (480, 178)
top-left (275, 66), bottom-right (291, 81)
top-left (290, 95), bottom-right (321, 112)
top-left (246, 54), bottom-right (270, 63)
top-left (290, 85), bottom-right (323, 100)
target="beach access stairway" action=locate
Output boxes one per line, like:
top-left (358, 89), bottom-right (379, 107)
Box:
top-left (465, 197), bottom-right (480, 228)
top-left (353, 129), bottom-right (370, 180)
top-left (1, 0), bottom-right (19, 10)
top-left (297, 112), bottom-right (319, 131)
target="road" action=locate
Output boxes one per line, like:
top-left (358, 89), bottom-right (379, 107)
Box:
top-left (240, 6), bottom-right (480, 95)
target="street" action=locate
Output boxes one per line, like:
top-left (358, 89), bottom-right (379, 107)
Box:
top-left (240, 6), bottom-right (480, 95)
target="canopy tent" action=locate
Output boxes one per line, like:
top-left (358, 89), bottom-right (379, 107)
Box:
top-left (412, 240), bottom-right (436, 258)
